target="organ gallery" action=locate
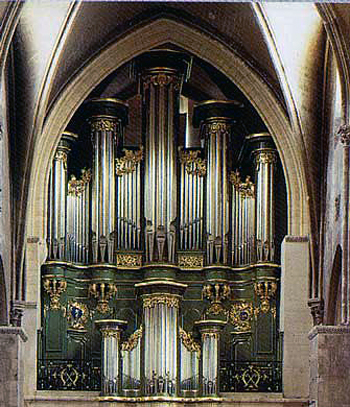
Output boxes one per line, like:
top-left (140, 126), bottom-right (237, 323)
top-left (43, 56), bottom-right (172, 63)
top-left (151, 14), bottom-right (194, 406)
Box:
top-left (39, 49), bottom-right (286, 400)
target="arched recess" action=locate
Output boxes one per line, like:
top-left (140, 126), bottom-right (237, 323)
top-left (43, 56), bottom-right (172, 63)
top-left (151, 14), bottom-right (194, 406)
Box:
top-left (0, 255), bottom-right (7, 325)
top-left (326, 245), bottom-right (342, 325)
top-left (27, 17), bottom-right (309, 261)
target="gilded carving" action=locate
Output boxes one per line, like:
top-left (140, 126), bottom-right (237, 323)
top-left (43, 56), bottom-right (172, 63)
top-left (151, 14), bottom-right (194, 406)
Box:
top-left (121, 326), bottom-right (143, 351)
top-left (179, 327), bottom-right (201, 356)
top-left (67, 301), bottom-right (88, 330)
top-left (229, 301), bottom-right (254, 332)
top-left (54, 149), bottom-right (68, 164)
top-left (201, 332), bottom-right (219, 340)
top-left (68, 168), bottom-right (91, 196)
top-left (143, 294), bottom-right (180, 309)
top-left (203, 121), bottom-right (231, 139)
top-left (90, 118), bottom-right (118, 133)
top-left (203, 283), bottom-right (231, 317)
top-left (178, 254), bottom-right (203, 268)
top-left (116, 147), bottom-right (143, 176)
top-left (255, 150), bottom-right (277, 166)
top-left (43, 278), bottom-right (67, 310)
top-left (230, 171), bottom-right (254, 197)
top-left (143, 73), bottom-right (180, 90)
top-left (116, 254), bottom-right (142, 268)
top-left (255, 280), bottom-right (277, 314)
top-left (337, 124), bottom-right (350, 146)
top-left (89, 282), bottom-right (117, 314)
top-left (179, 149), bottom-right (207, 177)
top-left (230, 170), bottom-right (241, 188)
top-left (101, 329), bottom-right (121, 340)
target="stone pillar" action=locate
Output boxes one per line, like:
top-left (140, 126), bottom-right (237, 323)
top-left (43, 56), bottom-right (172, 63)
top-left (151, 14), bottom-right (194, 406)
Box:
top-left (193, 100), bottom-right (241, 265)
top-left (281, 236), bottom-right (312, 398)
top-left (136, 279), bottom-right (187, 397)
top-left (195, 319), bottom-right (226, 397)
top-left (0, 327), bottom-right (27, 407)
top-left (48, 131), bottom-right (77, 260)
top-left (85, 98), bottom-right (128, 263)
top-left (137, 50), bottom-right (191, 263)
top-left (95, 319), bottom-right (127, 396)
top-left (337, 124), bottom-right (350, 324)
top-left (247, 132), bottom-right (277, 263)
top-left (309, 325), bottom-right (350, 407)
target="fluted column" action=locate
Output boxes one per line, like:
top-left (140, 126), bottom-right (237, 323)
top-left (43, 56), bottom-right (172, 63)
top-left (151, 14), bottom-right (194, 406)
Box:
top-left (137, 50), bottom-right (191, 263)
top-left (195, 319), bottom-right (225, 397)
top-left (48, 131), bottom-right (77, 260)
top-left (85, 98), bottom-right (128, 263)
top-left (194, 101), bottom-right (241, 265)
top-left (248, 133), bottom-right (277, 263)
top-left (95, 319), bottom-right (127, 396)
top-left (136, 280), bottom-right (187, 397)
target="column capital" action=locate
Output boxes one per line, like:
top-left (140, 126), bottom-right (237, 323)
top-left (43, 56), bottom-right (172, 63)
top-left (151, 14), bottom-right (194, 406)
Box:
top-left (193, 100), bottom-right (242, 129)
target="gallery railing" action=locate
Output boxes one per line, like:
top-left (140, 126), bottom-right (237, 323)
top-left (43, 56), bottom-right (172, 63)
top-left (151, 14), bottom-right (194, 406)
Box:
top-left (219, 360), bottom-right (282, 392)
top-left (37, 359), bottom-right (101, 391)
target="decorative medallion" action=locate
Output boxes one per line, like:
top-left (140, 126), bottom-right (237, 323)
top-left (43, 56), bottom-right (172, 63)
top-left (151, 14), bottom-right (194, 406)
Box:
top-left (67, 301), bottom-right (88, 330)
top-left (228, 301), bottom-right (254, 332)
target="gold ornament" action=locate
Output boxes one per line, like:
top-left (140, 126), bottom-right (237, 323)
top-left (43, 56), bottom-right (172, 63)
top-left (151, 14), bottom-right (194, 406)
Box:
top-left (67, 301), bottom-right (88, 330)
top-left (143, 73), bottom-right (180, 90)
top-left (89, 282), bottom-right (117, 314)
top-left (68, 169), bottom-right (91, 196)
top-left (90, 118), bottom-right (117, 133)
top-left (229, 301), bottom-right (254, 332)
top-left (121, 326), bottom-right (143, 351)
top-left (116, 147), bottom-right (143, 176)
top-left (116, 254), bottom-right (142, 268)
top-left (43, 278), bottom-right (67, 310)
top-left (143, 294), bottom-right (180, 309)
top-left (179, 327), bottom-right (201, 356)
top-left (179, 149), bottom-right (207, 177)
top-left (255, 280), bottom-right (277, 314)
top-left (178, 254), bottom-right (204, 269)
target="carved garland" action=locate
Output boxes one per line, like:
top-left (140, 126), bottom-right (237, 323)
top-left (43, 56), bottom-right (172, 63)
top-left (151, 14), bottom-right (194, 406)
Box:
top-left (121, 326), bottom-right (143, 352)
top-left (68, 169), bottom-right (92, 196)
top-left (90, 118), bottom-right (118, 133)
top-left (116, 147), bottom-right (143, 176)
top-left (179, 149), bottom-right (207, 177)
top-left (143, 294), bottom-right (180, 309)
top-left (179, 327), bottom-right (201, 356)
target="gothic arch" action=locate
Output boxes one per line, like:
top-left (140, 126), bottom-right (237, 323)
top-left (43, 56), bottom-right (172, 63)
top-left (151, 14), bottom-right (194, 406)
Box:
top-left (27, 17), bottom-right (309, 255)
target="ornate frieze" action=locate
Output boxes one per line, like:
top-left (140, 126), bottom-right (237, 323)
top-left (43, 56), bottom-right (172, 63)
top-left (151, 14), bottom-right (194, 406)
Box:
top-left (143, 73), bottom-right (180, 90)
top-left (143, 294), bottom-right (180, 309)
top-left (179, 149), bottom-right (207, 177)
top-left (121, 326), bottom-right (143, 351)
top-left (68, 169), bottom-right (91, 196)
top-left (116, 147), bottom-right (143, 176)
top-left (203, 121), bottom-right (231, 139)
top-left (43, 278), bottom-right (67, 311)
top-left (101, 329), bottom-right (121, 339)
top-left (116, 254), bottom-right (142, 268)
top-left (255, 150), bottom-right (277, 166)
top-left (178, 253), bottom-right (204, 269)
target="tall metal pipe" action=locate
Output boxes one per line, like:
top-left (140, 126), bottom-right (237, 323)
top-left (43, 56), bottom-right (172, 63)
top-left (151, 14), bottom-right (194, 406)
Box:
top-left (85, 98), bottom-right (128, 263)
top-left (48, 131), bottom-right (77, 260)
top-left (137, 50), bottom-right (191, 263)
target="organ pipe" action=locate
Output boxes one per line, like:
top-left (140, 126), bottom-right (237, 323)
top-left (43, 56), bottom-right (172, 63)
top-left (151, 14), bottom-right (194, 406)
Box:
top-left (137, 50), bottom-right (191, 263)
top-left (48, 131), bottom-right (77, 260)
top-left (85, 98), bottom-right (128, 263)
top-left (193, 101), bottom-right (241, 265)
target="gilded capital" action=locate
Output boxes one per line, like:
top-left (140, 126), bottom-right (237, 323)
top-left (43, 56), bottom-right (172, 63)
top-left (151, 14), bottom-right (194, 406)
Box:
top-left (101, 329), bottom-right (121, 340)
top-left (203, 121), bottom-right (231, 139)
top-left (143, 73), bottom-right (180, 90)
top-left (337, 124), bottom-right (350, 146)
top-left (90, 118), bottom-right (118, 133)
top-left (54, 149), bottom-right (68, 164)
top-left (255, 150), bottom-right (277, 166)
top-left (143, 293), bottom-right (180, 309)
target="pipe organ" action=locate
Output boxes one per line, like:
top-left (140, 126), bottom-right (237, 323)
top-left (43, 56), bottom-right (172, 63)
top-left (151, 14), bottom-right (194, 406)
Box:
top-left (40, 50), bottom-right (284, 400)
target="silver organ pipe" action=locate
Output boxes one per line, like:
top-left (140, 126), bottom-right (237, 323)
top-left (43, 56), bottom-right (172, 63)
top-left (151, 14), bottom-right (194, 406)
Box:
top-left (86, 98), bottom-right (128, 263)
top-left (179, 149), bottom-right (206, 251)
top-left (48, 131), bottom-right (77, 260)
top-left (179, 327), bottom-right (201, 393)
top-left (193, 101), bottom-right (240, 265)
top-left (67, 169), bottom-right (91, 263)
top-left (137, 50), bottom-right (191, 263)
top-left (121, 326), bottom-right (142, 392)
top-left (116, 148), bottom-right (143, 250)
top-left (247, 133), bottom-right (277, 263)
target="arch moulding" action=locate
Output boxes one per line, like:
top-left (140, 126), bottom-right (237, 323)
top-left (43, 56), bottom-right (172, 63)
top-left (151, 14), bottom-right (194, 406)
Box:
top-left (27, 18), bottom-right (309, 248)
